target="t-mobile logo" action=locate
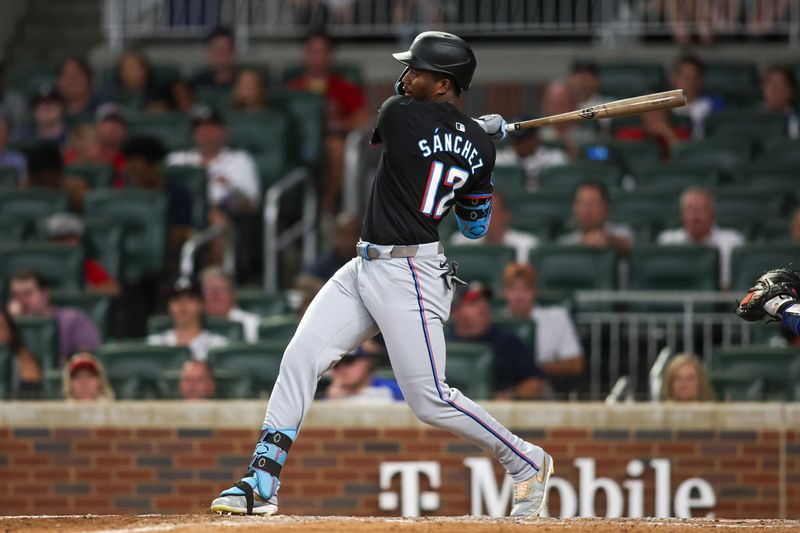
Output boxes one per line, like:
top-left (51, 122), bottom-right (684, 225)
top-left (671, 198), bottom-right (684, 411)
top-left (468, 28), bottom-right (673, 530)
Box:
top-left (378, 462), bottom-right (441, 517)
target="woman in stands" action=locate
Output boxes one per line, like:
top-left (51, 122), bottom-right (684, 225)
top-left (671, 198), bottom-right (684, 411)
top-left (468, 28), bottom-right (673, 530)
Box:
top-left (0, 309), bottom-right (42, 399)
top-left (115, 50), bottom-right (159, 110)
top-left (231, 69), bottom-right (269, 112)
top-left (661, 353), bottom-right (715, 402)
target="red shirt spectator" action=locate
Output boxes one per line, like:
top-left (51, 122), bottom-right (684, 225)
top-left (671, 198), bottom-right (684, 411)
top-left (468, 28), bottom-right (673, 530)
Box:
top-left (615, 108), bottom-right (691, 160)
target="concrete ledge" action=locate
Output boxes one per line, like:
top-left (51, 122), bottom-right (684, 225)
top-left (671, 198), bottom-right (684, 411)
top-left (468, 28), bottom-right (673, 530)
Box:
top-left (1, 401), bottom-right (796, 429)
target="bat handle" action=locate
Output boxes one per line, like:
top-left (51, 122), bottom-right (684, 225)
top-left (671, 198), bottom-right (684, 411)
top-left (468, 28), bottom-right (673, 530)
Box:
top-left (505, 122), bottom-right (521, 133)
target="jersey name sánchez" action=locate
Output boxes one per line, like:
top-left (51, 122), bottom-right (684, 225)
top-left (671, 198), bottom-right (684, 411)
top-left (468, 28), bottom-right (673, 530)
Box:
top-left (362, 95), bottom-right (495, 245)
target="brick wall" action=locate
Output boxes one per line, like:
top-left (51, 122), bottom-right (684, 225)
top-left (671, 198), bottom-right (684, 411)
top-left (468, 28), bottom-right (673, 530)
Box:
top-left (0, 403), bottom-right (797, 518)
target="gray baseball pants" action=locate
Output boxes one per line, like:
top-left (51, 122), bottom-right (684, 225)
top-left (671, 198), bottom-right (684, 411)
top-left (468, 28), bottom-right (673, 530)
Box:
top-left (263, 241), bottom-right (544, 482)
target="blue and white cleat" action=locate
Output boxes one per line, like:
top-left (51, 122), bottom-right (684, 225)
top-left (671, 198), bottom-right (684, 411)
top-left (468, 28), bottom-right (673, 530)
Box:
top-left (510, 452), bottom-right (554, 518)
top-left (210, 474), bottom-right (278, 515)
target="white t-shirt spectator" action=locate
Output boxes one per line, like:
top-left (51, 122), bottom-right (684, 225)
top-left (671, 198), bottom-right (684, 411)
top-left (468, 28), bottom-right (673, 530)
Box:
top-left (167, 147), bottom-right (260, 206)
top-left (556, 222), bottom-right (635, 246)
top-left (495, 146), bottom-right (569, 190)
top-left (657, 226), bottom-right (745, 289)
top-left (450, 228), bottom-right (539, 264)
top-left (147, 330), bottom-right (228, 361)
top-left (673, 96), bottom-right (715, 139)
top-left (228, 307), bottom-right (261, 343)
top-left (530, 306), bottom-right (583, 365)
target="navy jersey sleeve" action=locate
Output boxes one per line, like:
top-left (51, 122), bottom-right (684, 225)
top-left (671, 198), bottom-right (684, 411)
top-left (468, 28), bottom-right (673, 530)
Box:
top-left (369, 95), bottom-right (409, 145)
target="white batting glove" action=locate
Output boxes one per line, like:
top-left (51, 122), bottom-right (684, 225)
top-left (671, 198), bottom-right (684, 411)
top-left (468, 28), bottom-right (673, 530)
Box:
top-left (764, 294), bottom-right (796, 317)
top-left (473, 114), bottom-right (507, 140)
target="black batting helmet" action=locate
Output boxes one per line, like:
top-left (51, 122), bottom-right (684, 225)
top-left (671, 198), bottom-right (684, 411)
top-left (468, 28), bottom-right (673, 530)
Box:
top-left (393, 31), bottom-right (477, 92)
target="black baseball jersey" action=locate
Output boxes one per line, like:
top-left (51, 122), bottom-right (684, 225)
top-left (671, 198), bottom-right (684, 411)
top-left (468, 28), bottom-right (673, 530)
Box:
top-left (361, 95), bottom-right (495, 245)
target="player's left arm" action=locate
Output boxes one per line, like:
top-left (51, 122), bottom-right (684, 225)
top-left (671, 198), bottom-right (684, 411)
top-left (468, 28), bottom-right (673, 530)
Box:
top-left (455, 142), bottom-right (496, 239)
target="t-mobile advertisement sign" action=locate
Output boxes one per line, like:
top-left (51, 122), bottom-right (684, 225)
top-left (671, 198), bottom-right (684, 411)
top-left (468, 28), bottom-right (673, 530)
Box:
top-left (378, 458), bottom-right (716, 518)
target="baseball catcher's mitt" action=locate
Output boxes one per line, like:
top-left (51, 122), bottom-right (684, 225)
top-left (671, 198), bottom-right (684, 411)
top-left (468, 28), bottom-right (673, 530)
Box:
top-left (736, 268), bottom-right (800, 322)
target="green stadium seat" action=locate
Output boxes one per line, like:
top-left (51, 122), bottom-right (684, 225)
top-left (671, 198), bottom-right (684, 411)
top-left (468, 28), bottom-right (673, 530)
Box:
top-left (504, 191), bottom-right (573, 240)
top-left (611, 191), bottom-right (680, 243)
top-left (83, 189), bottom-right (167, 284)
top-left (537, 162), bottom-right (622, 192)
top-left (0, 166), bottom-right (20, 189)
top-left (730, 244), bottom-right (800, 291)
top-left (94, 343), bottom-right (192, 400)
top-left (125, 112), bottom-right (192, 151)
top-left (704, 110), bottom-right (787, 140)
top-left (0, 243), bottom-right (83, 290)
top-left (671, 138), bottom-right (753, 179)
top-left (227, 111), bottom-right (291, 189)
top-left (236, 289), bottom-right (286, 317)
top-left (259, 314), bottom-right (299, 342)
top-left (758, 217), bottom-right (791, 242)
top-left (0, 346), bottom-right (9, 398)
top-left (530, 246), bottom-right (617, 294)
top-left (272, 91), bottom-right (325, 167)
top-left (194, 87), bottom-right (231, 110)
top-left (15, 317), bottom-right (58, 369)
top-left (600, 140), bottom-right (662, 176)
top-left (65, 163), bottom-right (115, 189)
top-left (740, 161), bottom-right (797, 189)
top-left (100, 64), bottom-right (181, 93)
top-left (208, 341), bottom-right (287, 398)
top-left (163, 165), bottom-right (208, 229)
top-left (636, 162), bottom-right (722, 192)
top-left (147, 314), bottom-right (244, 341)
top-left (0, 190), bottom-right (68, 238)
top-left (493, 315), bottom-right (536, 354)
top-left (50, 290), bottom-right (111, 337)
top-left (598, 63), bottom-right (666, 99)
top-left (712, 346), bottom-right (800, 401)
top-left (629, 245), bottom-right (719, 290)
top-left (7, 63), bottom-right (56, 96)
top-left (757, 138), bottom-right (800, 165)
top-left (84, 217), bottom-right (123, 279)
top-left (714, 188), bottom-right (787, 239)
top-left (282, 62), bottom-right (362, 86)
top-left (492, 165), bottom-right (527, 195)
top-left (446, 245), bottom-right (516, 293)
top-left (444, 342), bottom-right (494, 400)
top-left (709, 370), bottom-right (764, 401)
top-left (0, 217), bottom-right (26, 244)
top-left (704, 62), bottom-right (760, 107)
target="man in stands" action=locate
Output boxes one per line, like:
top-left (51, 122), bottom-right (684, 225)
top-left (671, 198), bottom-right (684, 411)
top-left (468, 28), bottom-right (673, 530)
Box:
top-left (200, 266), bottom-right (260, 343)
top-left (179, 360), bottom-right (217, 400)
top-left (495, 117), bottom-right (568, 191)
top-left (670, 54), bottom-right (723, 139)
top-left (557, 181), bottom-right (633, 256)
top-left (191, 27), bottom-right (240, 93)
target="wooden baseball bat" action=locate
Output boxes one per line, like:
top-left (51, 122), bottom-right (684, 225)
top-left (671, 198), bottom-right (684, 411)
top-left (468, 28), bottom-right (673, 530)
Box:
top-left (505, 89), bottom-right (687, 132)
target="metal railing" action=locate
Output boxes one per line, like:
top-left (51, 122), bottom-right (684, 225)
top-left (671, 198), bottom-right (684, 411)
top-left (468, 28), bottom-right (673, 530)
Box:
top-left (178, 223), bottom-right (235, 279)
top-left (102, 0), bottom-right (800, 50)
top-left (573, 290), bottom-right (776, 399)
top-left (262, 167), bottom-right (317, 293)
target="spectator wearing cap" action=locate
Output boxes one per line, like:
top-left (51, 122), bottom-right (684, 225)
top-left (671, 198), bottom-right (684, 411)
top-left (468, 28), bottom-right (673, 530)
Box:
top-left (557, 181), bottom-right (633, 256)
top-left (62, 352), bottom-right (115, 401)
top-left (147, 277), bottom-right (228, 361)
top-left (495, 117), bottom-right (568, 190)
top-left (191, 27), bottom-right (239, 93)
top-left (200, 266), bottom-right (260, 343)
top-left (7, 270), bottom-right (102, 365)
top-left (448, 283), bottom-right (547, 400)
top-left (179, 359), bottom-right (216, 400)
top-left (670, 55), bottom-right (723, 139)
top-left (502, 264), bottom-right (584, 385)
top-left (0, 115), bottom-right (26, 183)
top-left (23, 142), bottom-right (88, 212)
top-left (449, 191), bottom-right (539, 264)
top-left (0, 308), bottom-right (42, 400)
top-left (122, 136), bottom-right (194, 258)
top-left (25, 86), bottom-right (67, 146)
top-left (44, 212), bottom-right (121, 298)
top-left (323, 339), bottom-right (403, 402)
top-left (56, 56), bottom-right (104, 118)
top-left (0, 62), bottom-right (30, 138)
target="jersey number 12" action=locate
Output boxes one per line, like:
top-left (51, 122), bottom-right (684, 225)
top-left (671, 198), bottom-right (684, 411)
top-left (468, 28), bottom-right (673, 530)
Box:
top-left (419, 161), bottom-right (469, 219)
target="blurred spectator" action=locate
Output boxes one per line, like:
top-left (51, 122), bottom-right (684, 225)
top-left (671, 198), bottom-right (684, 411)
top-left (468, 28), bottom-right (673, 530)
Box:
top-left (567, 59), bottom-right (608, 109)
top-left (0, 62), bottom-right (29, 137)
top-left (0, 308), bottom-right (42, 400)
top-left (450, 192), bottom-right (539, 263)
top-left (151, 79), bottom-right (195, 113)
top-left (63, 124), bottom-right (103, 166)
top-left (191, 27), bottom-right (239, 92)
top-left (8, 270), bottom-right (101, 365)
top-left (147, 277), bottom-right (228, 361)
top-left (747, 0), bottom-right (792, 37)
top-left (296, 213), bottom-right (360, 292)
top-left (614, 107), bottom-right (691, 160)
top-left (56, 56), bottom-right (103, 118)
top-left (448, 283), bottom-right (547, 400)
top-left (791, 208), bottom-right (800, 243)
top-left (670, 55), bottom-right (723, 139)
top-left (538, 81), bottom-right (597, 159)
top-left (657, 187), bottom-right (745, 290)
top-left (26, 86), bottom-right (67, 146)
top-left (24, 142), bottom-right (87, 212)
top-left (502, 264), bottom-right (584, 382)
top-left (114, 50), bottom-right (159, 110)
top-left (179, 359), bottom-right (216, 400)
top-left (62, 352), bottom-right (115, 401)
top-left (92, 104), bottom-right (128, 182)
top-left (660, 353), bottom-right (715, 402)
top-left (495, 117), bottom-right (568, 190)
top-left (231, 68), bottom-right (268, 112)
top-left (760, 65), bottom-right (798, 139)
top-left (44, 213), bottom-right (121, 298)
top-left (557, 181), bottom-right (633, 255)
top-left (664, 0), bottom-right (714, 45)
top-left (286, 31), bottom-right (368, 214)
top-left (323, 339), bottom-right (403, 402)
top-left (200, 266), bottom-right (260, 343)
top-left (122, 136), bottom-right (194, 256)
top-left (0, 115), bottom-right (27, 183)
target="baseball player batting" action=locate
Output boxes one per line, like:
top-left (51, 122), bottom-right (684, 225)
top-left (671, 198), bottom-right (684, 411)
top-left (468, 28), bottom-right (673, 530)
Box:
top-left (210, 31), bottom-right (554, 518)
